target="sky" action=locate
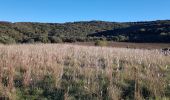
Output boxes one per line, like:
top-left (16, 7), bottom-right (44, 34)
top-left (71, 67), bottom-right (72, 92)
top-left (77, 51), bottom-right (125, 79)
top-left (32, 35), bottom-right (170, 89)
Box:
top-left (0, 0), bottom-right (170, 23)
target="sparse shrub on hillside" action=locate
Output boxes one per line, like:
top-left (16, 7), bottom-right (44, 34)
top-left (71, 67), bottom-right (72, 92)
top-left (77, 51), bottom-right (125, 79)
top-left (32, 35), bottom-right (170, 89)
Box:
top-left (112, 36), bottom-right (119, 41)
top-left (118, 35), bottom-right (128, 42)
top-left (160, 32), bottom-right (170, 36)
top-left (140, 28), bottom-right (146, 32)
top-left (160, 32), bottom-right (167, 36)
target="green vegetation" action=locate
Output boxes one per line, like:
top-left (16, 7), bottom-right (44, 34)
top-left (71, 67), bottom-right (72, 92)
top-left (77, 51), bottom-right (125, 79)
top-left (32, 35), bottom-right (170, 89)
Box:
top-left (0, 35), bottom-right (16, 44)
top-left (0, 20), bottom-right (170, 44)
top-left (95, 40), bottom-right (108, 46)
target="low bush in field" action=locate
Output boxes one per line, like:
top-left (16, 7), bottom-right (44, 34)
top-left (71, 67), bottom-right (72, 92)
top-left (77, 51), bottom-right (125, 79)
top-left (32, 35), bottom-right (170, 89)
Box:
top-left (95, 40), bottom-right (108, 46)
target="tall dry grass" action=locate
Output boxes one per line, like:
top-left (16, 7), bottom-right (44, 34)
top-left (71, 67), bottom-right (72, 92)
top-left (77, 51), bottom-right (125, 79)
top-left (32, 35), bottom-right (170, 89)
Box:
top-left (0, 44), bottom-right (169, 99)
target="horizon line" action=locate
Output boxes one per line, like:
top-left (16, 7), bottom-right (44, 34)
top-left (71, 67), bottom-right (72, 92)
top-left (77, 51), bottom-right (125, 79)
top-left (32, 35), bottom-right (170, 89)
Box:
top-left (0, 19), bottom-right (170, 24)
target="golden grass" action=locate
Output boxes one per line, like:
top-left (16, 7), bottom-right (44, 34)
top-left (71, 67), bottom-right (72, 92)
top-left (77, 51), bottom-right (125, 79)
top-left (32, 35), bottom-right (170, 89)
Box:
top-left (0, 44), bottom-right (169, 99)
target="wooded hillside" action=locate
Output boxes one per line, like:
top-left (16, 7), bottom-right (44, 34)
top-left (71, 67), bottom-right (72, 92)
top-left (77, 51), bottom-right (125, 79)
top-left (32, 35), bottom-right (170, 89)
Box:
top-left (0, 20), bottom-right (170, 44)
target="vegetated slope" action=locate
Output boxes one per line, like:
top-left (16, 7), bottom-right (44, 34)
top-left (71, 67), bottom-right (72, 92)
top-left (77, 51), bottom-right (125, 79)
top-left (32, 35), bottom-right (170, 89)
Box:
top-left (89, 20), bottom-right (170, 43)
top-left (0, 20), bottom-right (170, 44)
top-left (0, 44), bottom-right (169, 99)
top-left (0, 21), bottom-right (126, 44)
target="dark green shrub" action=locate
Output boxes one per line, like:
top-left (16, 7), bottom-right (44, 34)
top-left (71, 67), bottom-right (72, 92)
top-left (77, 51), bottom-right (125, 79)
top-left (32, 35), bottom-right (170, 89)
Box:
top-left (16, 87), bottom-right (45, 100)
top-left (35, 35), bottom-right (50, 43)
top-left (49, 36), bottom-right (63, 43)
top-left (112, 36), bottom-right (119, 41)
top-left (16, 74), bottom-right (64, 100)
top-left (63, 37), bottom-right (76, 43)
top-left (76, 37), bottom-right (86, 42)
top-left (27, 38), bottom-right (35, 43)
top-left (165, 85), bottom-right (170, 98)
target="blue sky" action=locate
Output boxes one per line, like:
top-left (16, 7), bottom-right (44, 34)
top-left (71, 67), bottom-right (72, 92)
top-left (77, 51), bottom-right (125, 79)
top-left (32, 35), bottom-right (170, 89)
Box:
top-left (0, 0), bottom-right (170, 23)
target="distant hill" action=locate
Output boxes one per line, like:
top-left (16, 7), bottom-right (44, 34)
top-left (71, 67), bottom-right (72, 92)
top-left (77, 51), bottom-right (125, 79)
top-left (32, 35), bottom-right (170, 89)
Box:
top-left (0, 20), bottom-right (170, 44)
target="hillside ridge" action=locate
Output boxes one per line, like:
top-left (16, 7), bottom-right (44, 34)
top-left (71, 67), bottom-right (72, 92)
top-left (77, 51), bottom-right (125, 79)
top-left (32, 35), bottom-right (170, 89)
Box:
top-left (0, 20), bottom-right (170, 44)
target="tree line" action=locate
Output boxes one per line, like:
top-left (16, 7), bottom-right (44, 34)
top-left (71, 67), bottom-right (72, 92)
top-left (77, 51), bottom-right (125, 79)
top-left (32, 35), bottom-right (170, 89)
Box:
top-left (0, 20), bottom-right (170, 44)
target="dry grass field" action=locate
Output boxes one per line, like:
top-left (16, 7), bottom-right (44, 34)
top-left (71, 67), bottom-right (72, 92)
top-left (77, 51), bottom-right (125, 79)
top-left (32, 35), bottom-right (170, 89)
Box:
top-left (0, 44), bottom-right (169, 100)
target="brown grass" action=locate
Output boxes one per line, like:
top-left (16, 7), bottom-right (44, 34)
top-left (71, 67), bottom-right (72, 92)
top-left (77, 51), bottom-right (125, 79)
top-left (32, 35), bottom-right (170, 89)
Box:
top-left (0, 44), bottom-right (169, 99)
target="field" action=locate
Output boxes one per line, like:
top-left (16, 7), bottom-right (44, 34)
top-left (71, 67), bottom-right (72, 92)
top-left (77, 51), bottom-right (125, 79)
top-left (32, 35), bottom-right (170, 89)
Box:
top-left (0, 44), bottom-right (170, 100)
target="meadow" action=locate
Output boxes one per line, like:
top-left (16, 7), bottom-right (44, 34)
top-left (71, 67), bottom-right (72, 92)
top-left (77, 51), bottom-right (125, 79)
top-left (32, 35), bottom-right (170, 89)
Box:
top-left (0, 44), bottom-right (169, 100)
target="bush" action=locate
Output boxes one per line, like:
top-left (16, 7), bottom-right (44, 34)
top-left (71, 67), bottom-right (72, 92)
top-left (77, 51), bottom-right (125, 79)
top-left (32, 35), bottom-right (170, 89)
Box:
top-left (35, 35), bottom-right (50, 43)
top-left (95, 40), bottom-right (108, 46)
top-left (63, 37), bottom-right (77, 43)
top-left (112, 36), bottom-right (119, 41)
top-left (0, 36), bottom-right (16, 44)
top-left (118, 35), bottom-right (128, 41)
top-left (26, 38), bottom-right (35, 43)
top-left (49, 36), bottom-right (63, 43)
